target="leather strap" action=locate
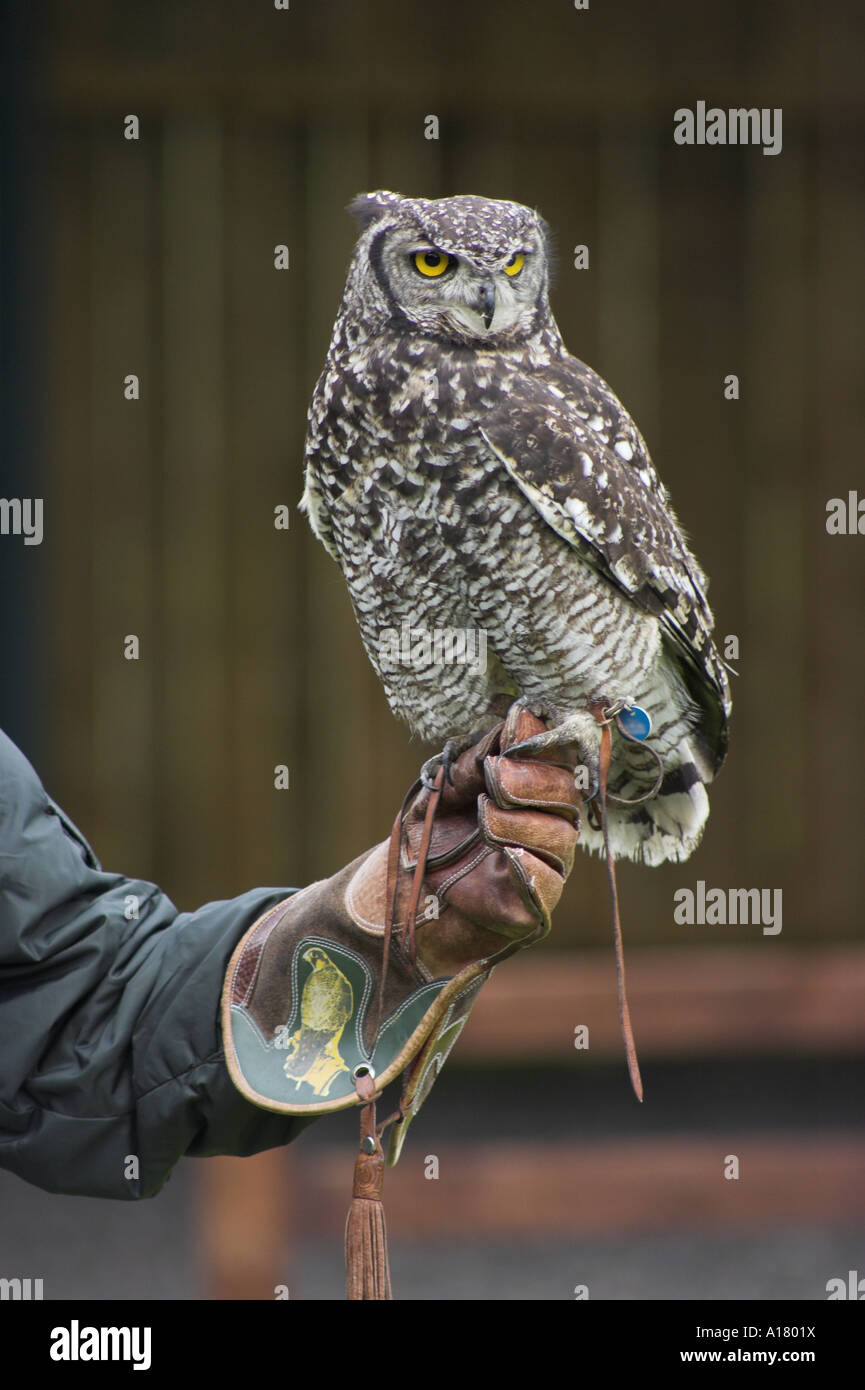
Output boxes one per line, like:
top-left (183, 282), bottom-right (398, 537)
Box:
top-left (375, 764), bottom-right (444, 1047)
top-left (592, 703), bottom-right (644, 1103)
top-left (404, 765), bottom-right (444, 965)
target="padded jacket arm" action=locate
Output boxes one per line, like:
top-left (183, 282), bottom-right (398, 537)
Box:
top-left (0, 730), bottom-right (311, 1200)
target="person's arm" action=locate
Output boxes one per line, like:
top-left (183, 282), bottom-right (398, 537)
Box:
top-left (0, 704), bottom-right (581, 1203)
top-left (0, 730), bottom-right (312, 1200)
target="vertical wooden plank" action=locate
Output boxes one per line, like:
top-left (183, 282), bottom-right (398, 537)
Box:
top-left (371, 108), bottom-right (445, 198)
top-left (811, 5), bottom-right (865, 936)
top-left (47, 124), bottom-right (97, 827)
top-left (450, 118), bottom-right (517, 201)
top-left (223, 121), bottom-right (307, 889)
top-left (159, 116), bottom-right (232, 903)
top-left (741, 147), bottom-right (811, 894)
top-left (518, 120), bottom-right (600, 371)
top-left (197, 1150), bottom-right (293, 1300)
top-left (88, 119), bottom-right (158, 874)
top-left (595, 123), bottom-right (661, 451)
top-left (591, 6), bottom-right (664, 446)
top-left (652, 138), bottom-right (748, 927)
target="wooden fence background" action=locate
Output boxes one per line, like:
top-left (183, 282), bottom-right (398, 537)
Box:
top-left (24, 0), bottom-right (863, 949)
top-left (3, 0), bottom-right (863, 1301)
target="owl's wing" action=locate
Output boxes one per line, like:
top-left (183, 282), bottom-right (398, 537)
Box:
top-left (478, 355), bottom-right (731, 764)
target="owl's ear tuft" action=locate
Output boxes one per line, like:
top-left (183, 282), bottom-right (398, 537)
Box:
top-left (347, 190), bottom-right (403, 229)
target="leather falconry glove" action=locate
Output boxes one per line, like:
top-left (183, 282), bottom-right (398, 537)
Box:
top-left (221, 701), bottom-right (581, 1298)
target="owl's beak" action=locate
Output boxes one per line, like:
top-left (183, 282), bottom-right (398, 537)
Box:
top-left (476, 281), bottom-right (496, 330)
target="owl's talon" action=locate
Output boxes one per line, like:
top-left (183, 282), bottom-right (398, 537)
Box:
top-left (420, 740), bottom-right (459, 790)
top-left (420, 756), bottom-right (444, 792)
top-left (504, 730), bottom-right (560, 760)
top-left (420, 728), bottom-right (495, 789)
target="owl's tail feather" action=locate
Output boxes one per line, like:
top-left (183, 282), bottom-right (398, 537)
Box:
top-left (633, 759), bottom-right (711, 867)
top-left (586, 737), bottom-right (712, 867)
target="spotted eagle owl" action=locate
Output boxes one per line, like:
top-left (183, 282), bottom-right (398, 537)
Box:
top-left (301, 191), bottom-right (731, 866)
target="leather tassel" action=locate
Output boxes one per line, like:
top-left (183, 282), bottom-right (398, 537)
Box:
top-left (345, 1098), bottom-right (392, 1300)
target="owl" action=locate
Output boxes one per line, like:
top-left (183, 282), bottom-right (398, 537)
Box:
top-left (301, 191), bottom-right (731, 866)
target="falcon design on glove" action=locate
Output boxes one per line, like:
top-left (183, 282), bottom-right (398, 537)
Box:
top-left (278, 947), bottom-right (354, 1097)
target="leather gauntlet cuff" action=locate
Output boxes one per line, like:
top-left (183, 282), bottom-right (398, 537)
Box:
top-left (220, 851), bottom-right (491, 1120)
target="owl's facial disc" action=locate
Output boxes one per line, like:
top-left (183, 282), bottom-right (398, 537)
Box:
top-left (379, 228), bottom-right (544, 343)
top-left (411, 245), bottom-right (532, 338)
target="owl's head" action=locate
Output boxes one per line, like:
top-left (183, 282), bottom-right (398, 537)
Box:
top-left (344, 191), bottom-right (552, 346)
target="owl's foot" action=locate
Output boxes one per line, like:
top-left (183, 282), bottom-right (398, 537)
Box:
top-left (509, 694), bottom-right (561, 724)
top-left (503, 707), bottom-right (602, 797)
top-left (420, 727), bottom-right (493, 791)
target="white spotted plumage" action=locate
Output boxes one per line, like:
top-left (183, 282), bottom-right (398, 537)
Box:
top-left (302, 192), bottom-right (731, 865)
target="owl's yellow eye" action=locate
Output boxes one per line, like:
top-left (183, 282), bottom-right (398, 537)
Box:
top-left (504, 252), bottom-right (525, 277)
top-left (413, 249), bottom-right (452, 277)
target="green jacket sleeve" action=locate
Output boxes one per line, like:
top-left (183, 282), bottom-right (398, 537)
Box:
top-left (0, 729), bottom-right (313, 1200)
